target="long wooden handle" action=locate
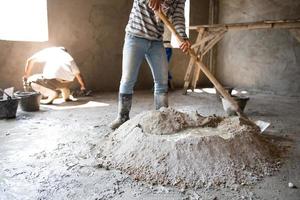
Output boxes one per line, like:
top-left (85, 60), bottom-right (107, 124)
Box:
top-left (155, 10), bottom-right (247, 118)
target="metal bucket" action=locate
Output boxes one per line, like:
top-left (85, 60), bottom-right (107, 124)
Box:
top-left (15, 92), bottom-right (41, 112)
top-left (0, 98), bottom-right (19, 119)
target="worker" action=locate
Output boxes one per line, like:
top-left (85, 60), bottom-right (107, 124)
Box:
top-left (110, 0), bottom-right (191, 129)
top-left (23, 47), bottom-right (86, 104)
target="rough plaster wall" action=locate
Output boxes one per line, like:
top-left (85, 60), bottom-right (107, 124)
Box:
top-left (0, 0), bottom-right (208, 92)
top-left (216, 0), bottom-right (300, 95)
top-left (0, 0), bottom-right (132, 92)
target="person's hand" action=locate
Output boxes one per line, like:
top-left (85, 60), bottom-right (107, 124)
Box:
top-left (80, 86), bottom-right (86, 91)
top-left (148, 0), bottom-right (161, 11)
top-left (22, 76), bottom-right (28, 83)
top-left (180, 40), bottom-right (191, 54)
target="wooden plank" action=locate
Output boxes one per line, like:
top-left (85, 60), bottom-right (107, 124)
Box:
top-left (228, 24), bottom-right (271, 30)
top-left (201, 30), bottom-right (226, 57)
top-left (182, 28), bottom-right (205, 94)
top-left (191, 55), bottom-right (204, 90)
top-left (247, 23), bottom-right (272, 29)
top-left (273, 23), bottom-right (300, 29)
top-left (190, 19), bottom-right (300, 31)
top-left (191, 32), bottom-right (218, 49)
top-left (191, 32), bottom-right (207, 90)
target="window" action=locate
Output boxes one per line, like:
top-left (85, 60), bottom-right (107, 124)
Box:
top-left (0, 0), bottom-right (48, 42)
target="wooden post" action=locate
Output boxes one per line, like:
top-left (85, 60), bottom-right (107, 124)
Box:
top-left (191, 32), bottom-right (207, 90)
top-left (208, 0), bottom-right (219, 75)
top-left (183, 28), bottom-right (204, 94)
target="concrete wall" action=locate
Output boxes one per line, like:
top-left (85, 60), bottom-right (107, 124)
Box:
top-left (0, 0), bottom-right (209, 92)
top-left (216, 0), bottom-right (300, 95)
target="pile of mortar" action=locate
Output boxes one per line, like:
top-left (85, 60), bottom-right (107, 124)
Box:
top-left (97, 107), bottom-right (280, 189)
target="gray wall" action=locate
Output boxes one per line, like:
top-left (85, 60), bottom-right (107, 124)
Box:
top-left (0, 0), bottom-right (209, 92)
top-left (216, 0), bottom-right (300, 95)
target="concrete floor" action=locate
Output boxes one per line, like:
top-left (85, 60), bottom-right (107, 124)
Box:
top-left (0, 90), bottom-right (299, 200)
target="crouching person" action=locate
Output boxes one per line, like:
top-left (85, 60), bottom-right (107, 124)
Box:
top-left (23, 47), bottom-right (86, 104)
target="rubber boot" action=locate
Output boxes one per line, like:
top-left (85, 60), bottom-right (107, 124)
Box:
top-left (154, 92), bottom-right (168, 110)
top-left (109, 93), bottom-right (132, 130)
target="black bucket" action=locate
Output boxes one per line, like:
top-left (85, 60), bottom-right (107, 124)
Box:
top-left (215, 87), bottom-right (234, 102)
top-left (0, 98), bottom-right (19, 119)
top-left (15, 92), bottom-right (41, 112)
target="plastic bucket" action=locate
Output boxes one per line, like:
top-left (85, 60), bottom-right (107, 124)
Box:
top-left (15, 92), bottom-right (41, 112)
top-left (0, 98), bottom-right (19, 119)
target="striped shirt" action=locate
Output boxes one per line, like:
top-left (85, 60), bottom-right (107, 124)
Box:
top-left (126, 0), bottom-right (187, 41)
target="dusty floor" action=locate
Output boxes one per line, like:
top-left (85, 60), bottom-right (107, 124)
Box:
top-left (0, 89), bottom-right (299, 200)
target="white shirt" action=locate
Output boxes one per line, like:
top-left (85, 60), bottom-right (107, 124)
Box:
top-left (30, 47), bottom-right (80, 81)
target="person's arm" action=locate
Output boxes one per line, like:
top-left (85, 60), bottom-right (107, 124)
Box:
top-left (75, 73), bottom-right (86, 91)
top-left (150, 0), bottom-right (190, 53)
top-left (69, 60), bottom-right (86, 91)
top-left (24, 50), bottom-right (46, 79)
top-left (24, 57), bottom-right (37, 80)
top-left (171, 0), bottom-right (191, 53)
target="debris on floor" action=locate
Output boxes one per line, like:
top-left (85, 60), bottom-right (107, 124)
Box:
top-left (97, 107), bottom-right (280, 189)
top-left (288, 182), bottom-right (297, 188)
top-left (71, 89), bottom-right (93, 97)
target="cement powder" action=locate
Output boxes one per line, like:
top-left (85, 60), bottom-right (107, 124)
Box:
top-left (97, 107), bottom-right (279, 189)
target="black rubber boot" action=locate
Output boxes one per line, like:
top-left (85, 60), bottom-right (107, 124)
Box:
top-left (154, 92), bottom-right (168, 110)
top-left (109, 93), bottom-right (132, 130)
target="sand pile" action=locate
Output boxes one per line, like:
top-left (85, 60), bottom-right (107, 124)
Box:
top-left (97, 108), bottom-right (279, 189)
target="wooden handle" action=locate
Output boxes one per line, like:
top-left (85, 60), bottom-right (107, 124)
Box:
top-left (155, 10), bottom-right (247, 118)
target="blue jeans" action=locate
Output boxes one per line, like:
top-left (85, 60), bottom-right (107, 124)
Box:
top-left (119, 34), bottom-right (168, 94)
top-left (165, 47), bottom-right (173, 80)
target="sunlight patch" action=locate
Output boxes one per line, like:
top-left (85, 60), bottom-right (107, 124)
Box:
top-left (41, 101), bottom-right (110, 110)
